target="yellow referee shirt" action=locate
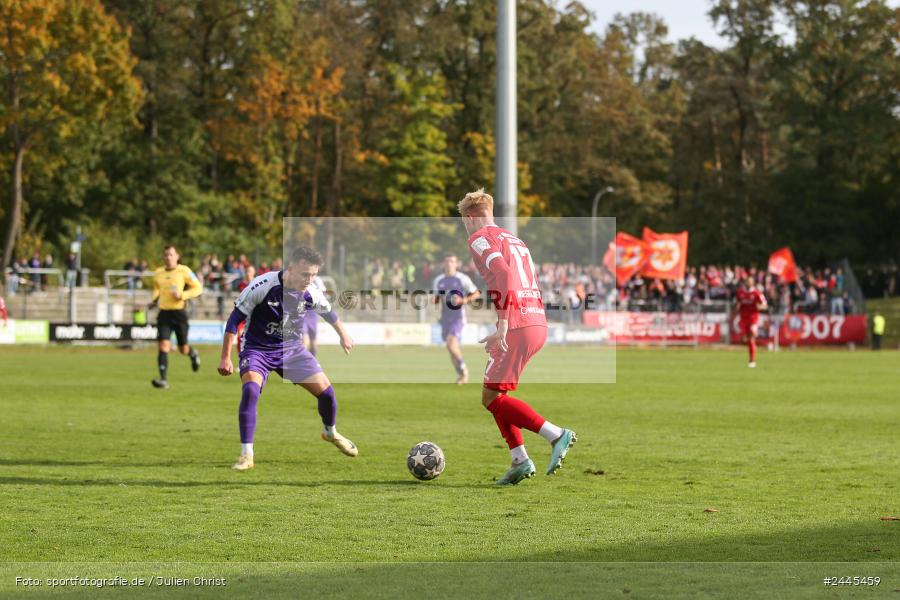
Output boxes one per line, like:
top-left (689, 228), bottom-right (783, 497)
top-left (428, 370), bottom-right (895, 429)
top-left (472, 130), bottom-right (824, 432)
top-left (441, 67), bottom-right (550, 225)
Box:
top-left (151, 265), bottom-right (203, 310)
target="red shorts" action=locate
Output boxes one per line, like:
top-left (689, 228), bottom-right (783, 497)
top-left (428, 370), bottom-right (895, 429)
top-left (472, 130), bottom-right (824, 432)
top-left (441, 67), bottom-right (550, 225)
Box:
top-left (484, 325), bottom-right (547, 391)
top-left (739, 317), bottom-right (759, 337)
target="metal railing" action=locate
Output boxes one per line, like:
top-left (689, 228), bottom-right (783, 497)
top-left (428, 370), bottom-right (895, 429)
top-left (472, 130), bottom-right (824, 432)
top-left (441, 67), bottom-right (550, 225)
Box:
top-left (3, 267), bottom-right (91, 320)
top-left (102, 270), bottom-right (242, 322)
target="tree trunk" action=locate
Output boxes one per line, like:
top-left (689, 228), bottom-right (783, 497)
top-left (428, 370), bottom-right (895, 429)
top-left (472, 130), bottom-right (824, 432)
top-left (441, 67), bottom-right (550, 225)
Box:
top-left (310, 101), bottom-right (323, 216)
top-left (329, 120), bottom-right (342, 217)
top-left (709, 115), bottom-right (724, 188)
top-left (325, 120), bottom-right (342, 275)
top-left (2, 146), bottom-right (25, 273)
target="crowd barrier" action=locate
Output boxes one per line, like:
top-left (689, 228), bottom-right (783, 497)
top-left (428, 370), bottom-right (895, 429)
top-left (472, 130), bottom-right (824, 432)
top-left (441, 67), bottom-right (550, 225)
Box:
top-left (1, 313), bottom-right (868, 347)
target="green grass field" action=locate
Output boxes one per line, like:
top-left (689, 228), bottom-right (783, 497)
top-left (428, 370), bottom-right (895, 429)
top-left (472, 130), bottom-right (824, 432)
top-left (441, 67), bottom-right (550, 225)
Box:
top-left (1, 344), bottom-right (898, 598)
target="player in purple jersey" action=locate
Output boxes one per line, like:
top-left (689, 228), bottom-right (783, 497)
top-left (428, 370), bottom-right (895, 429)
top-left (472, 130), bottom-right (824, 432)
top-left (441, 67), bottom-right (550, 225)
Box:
top-left (432, 254), bottom-right (480, 384)
top-left (217, 246), bottom-right (356, 471)
top-left (301, 275), bottom-right (326, 356)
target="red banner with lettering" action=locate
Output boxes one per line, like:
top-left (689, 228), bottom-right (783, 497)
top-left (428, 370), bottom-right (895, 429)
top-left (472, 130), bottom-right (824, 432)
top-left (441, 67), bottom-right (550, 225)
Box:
top-left (728, 314), bottom-right (866, 345)
top-left (580, 311), bottom-right (867, 346)
top-left (768, 247), bottom-right (798, 283)
top-left (641, 228), bottom-right (689, 281)
top-left (583, 311), bottom-right (724, 344)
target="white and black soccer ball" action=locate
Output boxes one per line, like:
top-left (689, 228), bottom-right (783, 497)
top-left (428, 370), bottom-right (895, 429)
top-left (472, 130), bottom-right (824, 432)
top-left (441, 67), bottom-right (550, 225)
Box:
top-left (407, 441), bottom-right (445, 481)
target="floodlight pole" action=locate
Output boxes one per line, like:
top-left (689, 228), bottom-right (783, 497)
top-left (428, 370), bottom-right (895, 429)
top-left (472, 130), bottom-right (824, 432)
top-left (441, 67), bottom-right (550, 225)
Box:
top-left (496, 0), bottom-right (517, 234)
top-left (591, 187), bottom-right (614, 266)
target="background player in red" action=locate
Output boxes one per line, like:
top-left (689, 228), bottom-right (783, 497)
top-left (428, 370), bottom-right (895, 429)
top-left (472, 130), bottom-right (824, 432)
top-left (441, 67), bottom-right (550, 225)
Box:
top-left (459, 189), bottom-right (576, 485)
top-left (734, 275), bottom-right (767, 368)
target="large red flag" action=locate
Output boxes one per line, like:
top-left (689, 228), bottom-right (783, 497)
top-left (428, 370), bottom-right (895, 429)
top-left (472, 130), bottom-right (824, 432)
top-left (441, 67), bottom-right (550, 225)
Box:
top-left (604, 232), bottom-right (650, 285)
top-left (768, 247), bottom-right (797, 283)
top-left (641, 227), bottom-right (689, 281)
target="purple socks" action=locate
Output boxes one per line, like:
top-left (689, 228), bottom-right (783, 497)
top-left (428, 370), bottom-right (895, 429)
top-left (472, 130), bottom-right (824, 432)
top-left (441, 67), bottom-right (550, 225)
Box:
top-left (239, 381), bottom-right (262, 443)
top-left (317, 386), bottom-right (337, 428)
top-left (239, 382), bottom-right (336, 442)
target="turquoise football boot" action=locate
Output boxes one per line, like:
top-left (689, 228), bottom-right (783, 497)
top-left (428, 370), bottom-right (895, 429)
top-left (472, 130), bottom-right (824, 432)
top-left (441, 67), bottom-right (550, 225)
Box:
top-left (495, 459), bottom-right (536, 485)
top-left (547, 429), bottom-right (577, 475)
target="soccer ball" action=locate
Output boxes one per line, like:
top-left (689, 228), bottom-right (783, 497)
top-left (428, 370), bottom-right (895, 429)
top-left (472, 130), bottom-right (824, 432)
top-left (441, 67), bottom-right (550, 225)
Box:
top-left (407, 441), bottom-right (445, 481)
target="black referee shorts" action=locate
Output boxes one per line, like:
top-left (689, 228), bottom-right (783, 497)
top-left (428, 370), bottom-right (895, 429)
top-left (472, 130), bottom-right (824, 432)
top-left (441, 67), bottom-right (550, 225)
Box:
top-left (157, 309), bottom-right (189, 347)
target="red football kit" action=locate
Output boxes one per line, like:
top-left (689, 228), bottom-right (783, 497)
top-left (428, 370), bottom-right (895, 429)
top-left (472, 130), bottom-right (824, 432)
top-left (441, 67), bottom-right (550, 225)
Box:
top-left (468, 225), bottom-right (547, 391)
top-left (736, 287), bottom-right (765, 336)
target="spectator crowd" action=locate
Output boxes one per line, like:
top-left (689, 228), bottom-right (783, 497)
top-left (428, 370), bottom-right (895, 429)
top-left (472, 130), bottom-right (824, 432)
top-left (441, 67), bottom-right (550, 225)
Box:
top-left (5, 248), bottom-right (892, 322)
top-left (613, 265), bottom-right (859, 315)
top-left (364, 258), bottom-right (864, 317)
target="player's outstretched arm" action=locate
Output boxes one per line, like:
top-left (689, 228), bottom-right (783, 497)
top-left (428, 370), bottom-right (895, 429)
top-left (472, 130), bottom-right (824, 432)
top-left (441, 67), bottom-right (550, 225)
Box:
top-left (218, 332), bottom-right (236, 376)
top-left (329, 318), bottom-right (354, 355)
top-left (219, 308), bottom-right (246, 376)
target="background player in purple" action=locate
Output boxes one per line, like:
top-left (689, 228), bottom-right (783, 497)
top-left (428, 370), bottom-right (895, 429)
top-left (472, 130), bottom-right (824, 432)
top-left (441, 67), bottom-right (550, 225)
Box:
top-left (217, 246), bottom-right (356, 471)
top-left (301, 274), bottom-right (326, 356)
top-left (432, 254), bottom-right (480, 384)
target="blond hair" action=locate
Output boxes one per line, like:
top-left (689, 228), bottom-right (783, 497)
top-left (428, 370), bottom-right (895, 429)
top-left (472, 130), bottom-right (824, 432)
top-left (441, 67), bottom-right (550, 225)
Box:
top-left (457, 188), bottom-right (494, 216)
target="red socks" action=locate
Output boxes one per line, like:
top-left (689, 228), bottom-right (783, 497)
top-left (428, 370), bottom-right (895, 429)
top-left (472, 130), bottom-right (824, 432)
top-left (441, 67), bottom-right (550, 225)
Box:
top-left (749, 339), bottom-right (757, 363)
top-left (491, 412), bottom-right (523, 449)
top-left (486, 394), bottom-right (546, 449)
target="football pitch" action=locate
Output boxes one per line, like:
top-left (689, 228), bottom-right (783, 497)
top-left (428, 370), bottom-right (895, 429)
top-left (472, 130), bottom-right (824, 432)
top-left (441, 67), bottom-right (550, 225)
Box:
top-left (1, 345), bottom-right (898, 598)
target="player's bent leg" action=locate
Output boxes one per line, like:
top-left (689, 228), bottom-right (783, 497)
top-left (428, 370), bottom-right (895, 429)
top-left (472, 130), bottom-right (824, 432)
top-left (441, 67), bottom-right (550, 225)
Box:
top-left (482, 387), bottom-right (534, 484)
top-left (482, 386), bottom-right (502, 408)
top-left (179, 343), bottom-right (201, 372)
top-left (485, 386), bottom-right (576, 477)
top-left (298, 373), bottom-right (358, 457)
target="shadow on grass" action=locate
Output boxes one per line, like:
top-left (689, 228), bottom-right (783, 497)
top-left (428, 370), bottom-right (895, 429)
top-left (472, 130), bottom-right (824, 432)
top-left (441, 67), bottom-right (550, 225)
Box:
top-left (0, 476), bottom-right (487, 489)
top-left (3, 561), bottom-right (899, 600)
top-left (0, 459), bottom-right (227, 468)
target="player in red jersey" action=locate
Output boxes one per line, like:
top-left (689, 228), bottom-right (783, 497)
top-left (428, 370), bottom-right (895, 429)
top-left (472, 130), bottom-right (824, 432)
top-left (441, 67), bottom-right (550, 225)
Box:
top-left (458, 189), bottom-right (576, 485)
top-left (734, 276), bottom-right (767, 368)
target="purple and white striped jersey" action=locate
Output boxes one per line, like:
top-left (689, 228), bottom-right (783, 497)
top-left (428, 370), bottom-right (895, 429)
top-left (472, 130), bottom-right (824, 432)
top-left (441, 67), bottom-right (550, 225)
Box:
top-left (234, 270), bottom-right (336, 352)
top-left (432, 272), bottom-right (478, 325)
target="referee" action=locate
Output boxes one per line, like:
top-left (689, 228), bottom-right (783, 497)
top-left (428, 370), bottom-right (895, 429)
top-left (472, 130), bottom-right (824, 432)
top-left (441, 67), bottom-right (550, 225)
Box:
top-left (149, 245), bottom-right (203, 389)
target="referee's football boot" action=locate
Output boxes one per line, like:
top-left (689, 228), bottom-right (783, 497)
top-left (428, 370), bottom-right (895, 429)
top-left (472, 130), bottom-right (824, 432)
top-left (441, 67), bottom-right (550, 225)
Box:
top-left (189, 348), bottom-right (201, 372)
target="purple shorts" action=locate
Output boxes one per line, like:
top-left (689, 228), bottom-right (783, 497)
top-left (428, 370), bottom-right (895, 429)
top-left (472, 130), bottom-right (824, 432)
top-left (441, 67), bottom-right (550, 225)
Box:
top-left (441, 319), bottom-right (465, 341)
top-left (302, 310), bottom-right (319, 339)
top-left (239, 346), bottom-right (323, 385)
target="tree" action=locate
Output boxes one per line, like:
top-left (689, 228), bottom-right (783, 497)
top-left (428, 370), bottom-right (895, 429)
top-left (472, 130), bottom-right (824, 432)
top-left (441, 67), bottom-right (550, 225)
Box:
top-left (776, 0), bottom-right (899, 262)
top-left (377, 66), bottom-right (457, 216)
top-left (0, 0), bottom-right (141, 270)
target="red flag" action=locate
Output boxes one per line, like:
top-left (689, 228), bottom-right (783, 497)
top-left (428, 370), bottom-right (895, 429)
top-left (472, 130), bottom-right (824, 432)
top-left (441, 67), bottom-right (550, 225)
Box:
top-left (768, 247), bottom-right (797, 283)
top-left (604, 232), bottom-right (650, 285)
top-left (641, 227), bottom-right (688, 281)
